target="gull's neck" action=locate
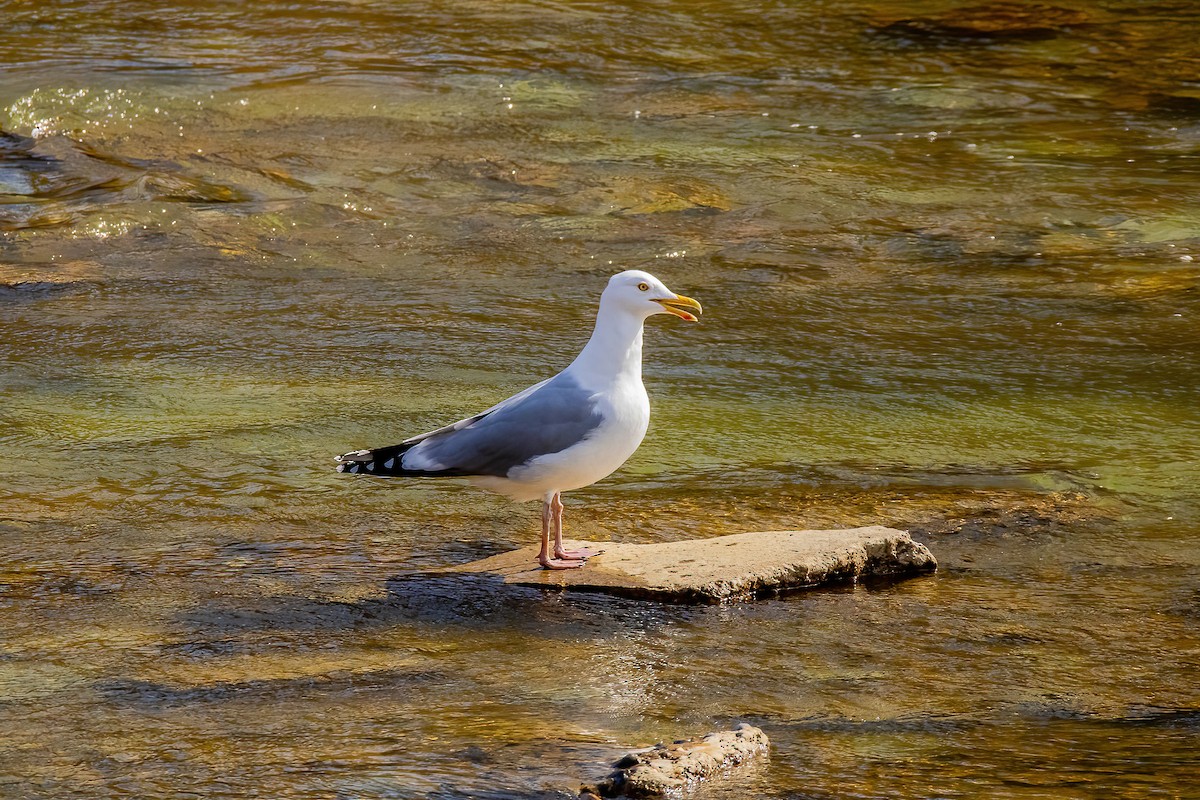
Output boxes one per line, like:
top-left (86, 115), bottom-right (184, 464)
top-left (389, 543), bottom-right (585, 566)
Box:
top-left (566, 302), bottom-right (645, 385)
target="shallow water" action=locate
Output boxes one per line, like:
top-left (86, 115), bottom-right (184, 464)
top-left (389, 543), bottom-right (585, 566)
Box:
top-left (2, 1), bottom-right (1199, 797)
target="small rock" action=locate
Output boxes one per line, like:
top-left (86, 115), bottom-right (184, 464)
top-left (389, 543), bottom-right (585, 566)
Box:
top-left (585, 724), bottom-right (769, 798)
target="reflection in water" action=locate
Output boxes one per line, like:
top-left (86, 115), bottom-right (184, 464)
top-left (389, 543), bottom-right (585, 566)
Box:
top-left (2, 0), bottom-right (1200, 797)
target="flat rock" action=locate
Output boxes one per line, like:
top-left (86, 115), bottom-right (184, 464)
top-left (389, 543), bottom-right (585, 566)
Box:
top-left (435, 526), bottom-right (936, 603)
top-left (583, 723), bottom-right (770, 798)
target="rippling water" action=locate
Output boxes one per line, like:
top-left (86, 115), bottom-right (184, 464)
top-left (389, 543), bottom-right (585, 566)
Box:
top-left (2, 1), bottom-right (1199, 798)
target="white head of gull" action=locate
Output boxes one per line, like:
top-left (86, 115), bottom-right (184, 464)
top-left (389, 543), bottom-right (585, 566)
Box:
top-left (336, 269), bottom-right (703, 569)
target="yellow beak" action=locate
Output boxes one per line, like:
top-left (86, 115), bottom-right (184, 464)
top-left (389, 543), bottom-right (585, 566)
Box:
top-left (654, 293), bottom-right (703, 322)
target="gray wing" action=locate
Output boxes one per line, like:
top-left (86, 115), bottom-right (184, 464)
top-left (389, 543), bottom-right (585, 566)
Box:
top-left (400, 372), bottom-right (603, 478)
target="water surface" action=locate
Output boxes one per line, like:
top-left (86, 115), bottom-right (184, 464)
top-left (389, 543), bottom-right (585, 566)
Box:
top-left (2, 1), bottom-right (1199, 798)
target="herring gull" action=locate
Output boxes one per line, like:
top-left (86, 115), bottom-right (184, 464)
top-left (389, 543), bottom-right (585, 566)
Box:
top-left (336, 270), bottom-right (702, 569)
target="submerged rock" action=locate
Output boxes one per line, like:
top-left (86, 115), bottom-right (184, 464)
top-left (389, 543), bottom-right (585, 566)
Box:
top-left (572, 175), bottom-right (732, 217)
top-left (876, 2), bottom-right (1090, 41)
top-left (584, 723), bottom-right (769, 798)
top-left (0, 260), bottom-right (105, 297)
top-left (1145, 92), bottom-right (1200, 118)
top-left (433, 527), bottom-right (936, 603)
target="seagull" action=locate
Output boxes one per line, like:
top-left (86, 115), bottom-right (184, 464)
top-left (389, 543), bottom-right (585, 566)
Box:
top-left (336, 269), bottom-right (702, 569)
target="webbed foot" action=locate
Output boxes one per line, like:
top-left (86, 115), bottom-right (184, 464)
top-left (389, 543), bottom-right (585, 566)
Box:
top-left (539, 556), bottom-right (587, 570)
top-left (554, 546), bottom-right (603, 560)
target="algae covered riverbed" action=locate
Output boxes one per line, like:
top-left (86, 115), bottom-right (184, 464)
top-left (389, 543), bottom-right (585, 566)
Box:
top-left (2, 1), bottom-right (1199, 797)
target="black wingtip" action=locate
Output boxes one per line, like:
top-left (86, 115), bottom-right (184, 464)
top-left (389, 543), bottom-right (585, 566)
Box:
top-left (336, 449), bottom-right (372, 463)
top-left (335, 442), bottom-right (468, 478)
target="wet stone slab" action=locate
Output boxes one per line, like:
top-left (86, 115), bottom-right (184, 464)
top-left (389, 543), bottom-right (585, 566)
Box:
top-left (432, 526), bottom-right (936, 603)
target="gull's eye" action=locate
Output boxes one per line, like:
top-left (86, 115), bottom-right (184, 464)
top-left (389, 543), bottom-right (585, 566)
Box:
top-left (637, 282), bottom-right (649, 292)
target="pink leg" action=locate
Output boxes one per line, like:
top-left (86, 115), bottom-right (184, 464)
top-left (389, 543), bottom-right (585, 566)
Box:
top-left (539, 495), bottom-right (585, 570)
top-left (551, 492), bottom-right (602, 561)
